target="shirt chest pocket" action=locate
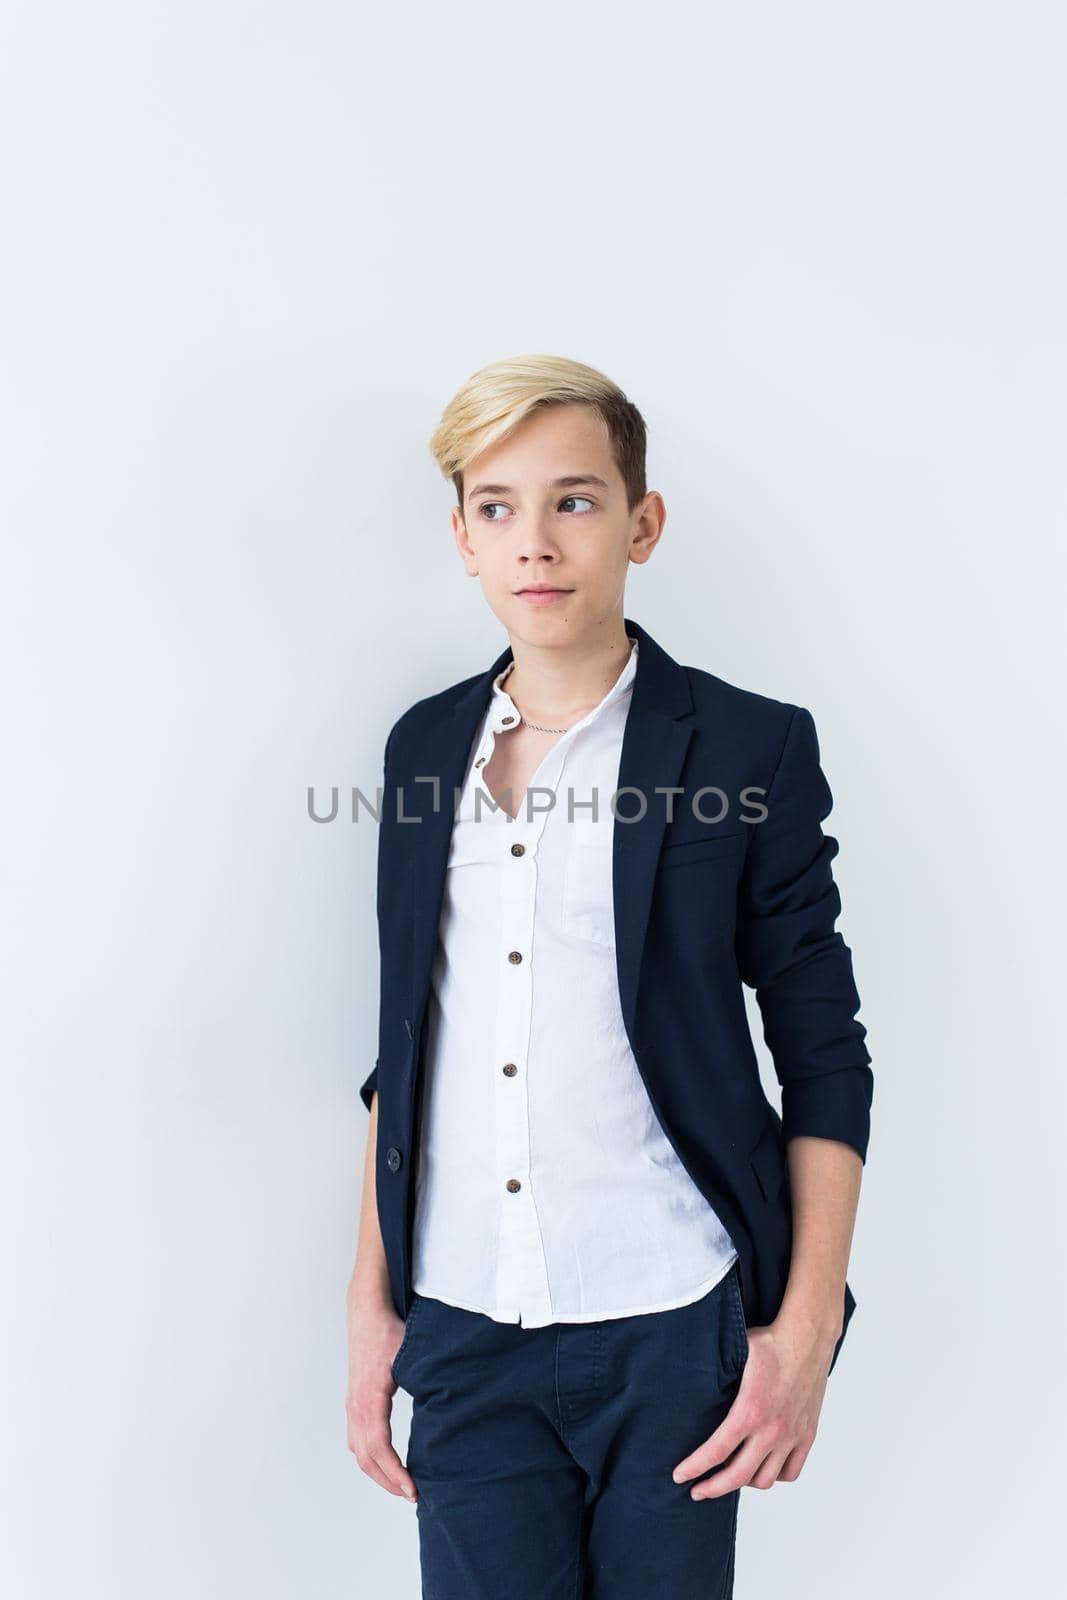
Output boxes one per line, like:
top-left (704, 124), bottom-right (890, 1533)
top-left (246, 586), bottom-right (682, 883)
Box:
top-left (446, 810), bottom-right (513, 870)
top-left (561, 830), bottom-right (617, 948)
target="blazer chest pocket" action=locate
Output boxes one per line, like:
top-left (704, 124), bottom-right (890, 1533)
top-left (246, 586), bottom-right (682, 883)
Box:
top-left (656, 830), bottom-right (746, 871)
top-left (651, 830), bottom-right (745, 942)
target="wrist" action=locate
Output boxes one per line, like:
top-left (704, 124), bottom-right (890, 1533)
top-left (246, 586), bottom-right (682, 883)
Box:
top-left (774, 1291), bottom-right (844, 1352)
top-left (346, 1263), bottom-right (394, 1319)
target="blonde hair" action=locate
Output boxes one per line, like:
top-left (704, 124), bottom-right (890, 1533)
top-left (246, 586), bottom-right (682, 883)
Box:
top-left (429, 353), bottom-right (648, 513)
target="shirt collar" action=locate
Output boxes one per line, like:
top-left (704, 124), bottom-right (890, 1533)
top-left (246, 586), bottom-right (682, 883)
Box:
top-left (487, 635), bottom-right (638, 736)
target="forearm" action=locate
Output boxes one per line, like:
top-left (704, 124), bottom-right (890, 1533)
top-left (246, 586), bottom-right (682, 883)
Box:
top-left (346, 1092), bottom-right (393, 1314)
top-left (776, 1134), bottom-right (862, 1347)
top-left (344, 1093), bottom-right (415, 1502)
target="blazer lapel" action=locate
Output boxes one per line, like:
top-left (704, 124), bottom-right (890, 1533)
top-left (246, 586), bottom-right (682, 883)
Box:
top-left (407, 616), bottom-right (696, 1051)
top-left (407, 646), bottom-right (512, 1025)
top-left (611, 618), bottom-right (695, 1042)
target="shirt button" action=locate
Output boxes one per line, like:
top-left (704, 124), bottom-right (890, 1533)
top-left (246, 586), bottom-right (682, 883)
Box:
top-left (502, 1062), bottom-right (518, 1076)
top-left (385, 1146), bottom-right (402, 1172)
top-left (510, 842), bottom-right (525, 856)
top-left (501, 715), bottom-right (515, 725)
top-left (475, 756), bottom-right (486, 766)
top-left (508, 950), bottom-right (523, 964)
top-left (506, 1178), bottom-right (522, 1193)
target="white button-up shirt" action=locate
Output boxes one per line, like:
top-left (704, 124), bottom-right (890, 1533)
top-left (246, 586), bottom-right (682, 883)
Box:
top-left (410, 635), bottom-right (739, 1326)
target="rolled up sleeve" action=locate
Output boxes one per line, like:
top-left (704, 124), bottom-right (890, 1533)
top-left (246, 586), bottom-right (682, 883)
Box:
top-left (736, 706), bottom-right (873, 1162)
top-left (358, 721), bottom-right (397, 1115)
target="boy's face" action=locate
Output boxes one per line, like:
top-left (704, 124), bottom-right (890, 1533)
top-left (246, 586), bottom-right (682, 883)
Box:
top-left (452, 403), bottom-right (664, 645)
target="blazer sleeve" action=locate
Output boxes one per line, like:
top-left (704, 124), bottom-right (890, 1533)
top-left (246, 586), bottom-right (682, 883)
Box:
top-left (358, 720), bottom-right (399, 1114)
top-left (359, 1059), bottom-right (379, 1114)
top-left (735, 705), bottom-right (873, 1162)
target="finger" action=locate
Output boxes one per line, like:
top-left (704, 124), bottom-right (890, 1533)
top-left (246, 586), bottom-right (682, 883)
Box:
top-left (751, 1445), bottom-right (794, 1490)
top-left (353, 1449), bottom-right (401, 1496)
top-left (672, 1400), bottom-right (750, 1483)
top-left (776, 1437), bottom-right (814, 1483)
top-left (347, 1393), bottom-right (419, 1502)
top-left (688, 1436), bottom-right (771, 1500)
top-left (365, 1432), bottom-right (419, 1502)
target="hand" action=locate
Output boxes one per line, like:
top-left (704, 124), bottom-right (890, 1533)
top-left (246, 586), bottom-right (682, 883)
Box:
top-left (671, 1311), bottom-right (840, 1498)
top-left (345, 1299), bottom-right (419, 1503)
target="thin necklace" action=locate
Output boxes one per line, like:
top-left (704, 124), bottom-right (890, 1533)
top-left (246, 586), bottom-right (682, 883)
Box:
top-left (520, 711), bottom-right (572, 733)
top-left (503, 636), bottom-right (634, 736)
top-left (500, 662), bottom-right (573, 733)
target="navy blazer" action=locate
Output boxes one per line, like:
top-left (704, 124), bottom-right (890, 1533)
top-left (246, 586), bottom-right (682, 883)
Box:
top-left (360, 616), bottom-right (873, 1375)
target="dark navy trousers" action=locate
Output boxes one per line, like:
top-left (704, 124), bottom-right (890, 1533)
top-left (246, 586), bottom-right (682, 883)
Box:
top-left (391, 1260), bottom-right (750, 1598)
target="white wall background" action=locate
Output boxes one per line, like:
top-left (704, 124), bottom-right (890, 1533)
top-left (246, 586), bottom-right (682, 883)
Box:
top-left (2, 2), bottom-right (1064, 1594)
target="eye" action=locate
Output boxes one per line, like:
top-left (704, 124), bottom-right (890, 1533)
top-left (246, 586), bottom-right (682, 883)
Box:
top-left (476, 496), bottom-right (596, 523)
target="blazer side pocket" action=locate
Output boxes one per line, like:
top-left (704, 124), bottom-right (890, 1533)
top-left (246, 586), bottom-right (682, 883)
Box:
top-left (748, 1111), bottom-right (785, 1203)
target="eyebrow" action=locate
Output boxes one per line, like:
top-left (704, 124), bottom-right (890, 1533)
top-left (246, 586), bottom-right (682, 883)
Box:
top-left (467, 474), bottom-right (611, 501)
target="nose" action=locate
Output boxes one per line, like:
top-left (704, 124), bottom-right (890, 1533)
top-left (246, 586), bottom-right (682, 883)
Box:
top-left (515, 516), bottom-right (561, 563)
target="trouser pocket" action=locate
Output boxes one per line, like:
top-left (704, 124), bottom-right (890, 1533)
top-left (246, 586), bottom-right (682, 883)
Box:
top-left (722, 1261), bottom-right (749, 1377)
top-left (390, 1293), bottom-right (423, 1384)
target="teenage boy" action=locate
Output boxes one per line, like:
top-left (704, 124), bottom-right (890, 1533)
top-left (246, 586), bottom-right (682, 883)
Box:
top-left (346, 354), bottom-right (873, 1598)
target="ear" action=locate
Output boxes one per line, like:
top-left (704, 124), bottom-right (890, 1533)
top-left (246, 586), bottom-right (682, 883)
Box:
top-left (452, 507), bottom-right (478, 575)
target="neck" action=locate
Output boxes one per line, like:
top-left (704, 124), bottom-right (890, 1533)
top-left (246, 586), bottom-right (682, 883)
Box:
top-left (503, 617), bottom-right (633, 726)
